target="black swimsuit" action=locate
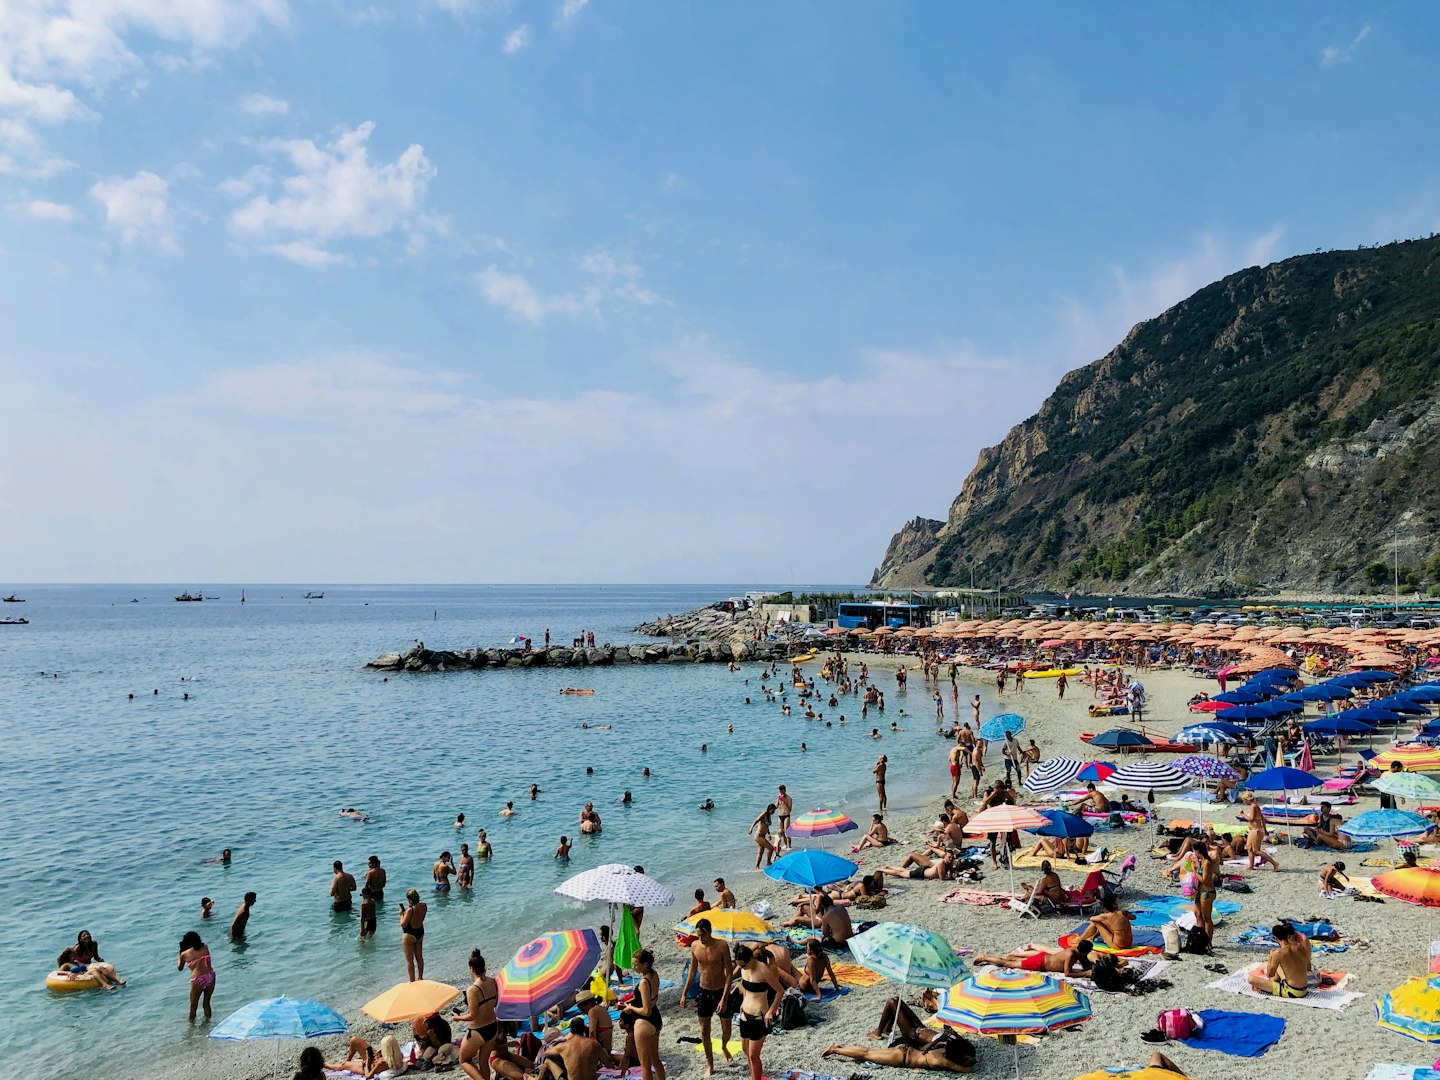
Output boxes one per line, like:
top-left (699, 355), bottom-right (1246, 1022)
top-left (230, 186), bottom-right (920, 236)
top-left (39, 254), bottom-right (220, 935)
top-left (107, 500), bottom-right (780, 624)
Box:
top-left (468, 980), bottom-right (499, 1041)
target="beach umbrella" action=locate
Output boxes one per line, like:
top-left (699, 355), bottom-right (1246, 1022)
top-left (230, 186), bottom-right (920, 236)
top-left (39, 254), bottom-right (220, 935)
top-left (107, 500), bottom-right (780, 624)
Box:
top-left (555, 864), bottom-right (675, 907)
top-left (1188, 699), bottom-right (1237, 712)
top-left (1373, 773), bottom-right (1440, 801)
top-left (1334, 706), bottom-right (1408, 730)
top-left (763, 849), bottom-right (857, 889)
top-left (1287, 683), bottom-right (1354, 702)
top-left (1377, 974), bottom-right (1440, 1041)
top-left (1174, 754), bottom-right (1239, 782)
top-left (980, 713), bottom-right (1026, 741)
top-left (1212, 689), bottom-right (1266, 704)
top-left (1372, 697), bottom-right (1433, 716)
top-left (937, 968), bottom-right (1092, 1078)
top-left (211, 996), bottom-right (348, 1080)
top-left (1372, 868), bottom-right (1440, 907)
top-left (674, 909), bottom-right (779, 943)
top-left (1304, 717), bottom-right (1376, 737)
top-left (964, 806), bottom-right (1050, 894)
top-left (1028, 809), bottom-right (1094, 839)
top-left (1333, 672), bottom-right (1395, 688)
top-left (362, 980), bottom-right (461, 1023)
top-left (848, 922), bottom-right (971, 988)
top-left (1088, 729), bottom-right (1151, 750)
top-left (1372, 747), bottom-right (1440, 772)
top-left (494, 929), bottom-right (601, 1021)
top-left (1397, 686), bottom-right (1440, 703)
top-left (1244, 766), bottom-right (1320, 794)
top-left (1023, 757), bottom-right (1083, 794)
top-left (1340, 809), bottom-right (1433, 840)
top-left (1105, 761), bottom-right (1191, 795)
top-left (1076, 761), bottom-right (1116, 782)
top-left (786, 808), bottom-right (859, 838)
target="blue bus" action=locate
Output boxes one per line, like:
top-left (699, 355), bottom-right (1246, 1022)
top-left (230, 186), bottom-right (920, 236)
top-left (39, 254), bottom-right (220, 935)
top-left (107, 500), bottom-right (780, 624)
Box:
top-left (837, 601), bottom-right (932, 630)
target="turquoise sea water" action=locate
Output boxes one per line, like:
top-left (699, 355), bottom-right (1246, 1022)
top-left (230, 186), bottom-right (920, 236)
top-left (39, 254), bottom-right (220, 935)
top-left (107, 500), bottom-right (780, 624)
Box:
top-left (0, 585), bottom-right (953, 1079)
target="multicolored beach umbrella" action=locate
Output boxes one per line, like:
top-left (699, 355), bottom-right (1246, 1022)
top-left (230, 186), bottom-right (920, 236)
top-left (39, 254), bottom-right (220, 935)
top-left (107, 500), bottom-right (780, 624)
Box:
top-left (1339, 809), bottom-right (1433, 840)
top-left (1076, 761), bottom-right (1116, 782)
top-left (1372, 746), bottom-right (1440, 773)
top-left (1377, 974), bottom-right (1440, 1041)
top-left (979, 713), bottom-right (1026, 742)
top-left (674, 909), bottom-right (779, 942)
top-left (1371, 867), bottom-right (1440, 907)
top-left (1373, 772), bottom-right (1440, 801)
top-left (786, 808), bottom-right (858, 838)
top-left (1104, 761), bottom-right (1191, 793)
top-left (1024, 757), bottom-right (1083, 794)
top-left (961, 805), bottom-right (1050, 835)
top-left (937, 967), bottom-right (1092, 1035)
top-left (1174, 754), bottom-right (1239, 782)
top-left (495, 929), bottom-right (602, 1020)
top-left (848, 922), bottom-right (970, 988)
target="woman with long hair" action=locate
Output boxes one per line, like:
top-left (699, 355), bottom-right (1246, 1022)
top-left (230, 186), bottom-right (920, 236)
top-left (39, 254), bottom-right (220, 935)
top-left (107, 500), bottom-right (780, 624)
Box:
top-left (622, 949), bottom-right (665, 1080)
top-left (177, 931), bottom-right (215, 1021)
top-left (732, 944), bottom-right (783, 1080)
top-left (749, 804), bottom-right (778, 868)
top-left (400, 888), bottom-right (427, 981)
top-left (455, 949), bottom-right (500, 1080)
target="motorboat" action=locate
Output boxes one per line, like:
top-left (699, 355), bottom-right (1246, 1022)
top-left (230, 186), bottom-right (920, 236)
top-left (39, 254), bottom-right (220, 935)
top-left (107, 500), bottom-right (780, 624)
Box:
top-left (303, 591), bottom-right (324, 600)
top-left (2, 595), bottom-right (23, 602)
top-left (0, 616), bottom-right (29, 625)
top-left (175, 592), bottom-right (203, 602)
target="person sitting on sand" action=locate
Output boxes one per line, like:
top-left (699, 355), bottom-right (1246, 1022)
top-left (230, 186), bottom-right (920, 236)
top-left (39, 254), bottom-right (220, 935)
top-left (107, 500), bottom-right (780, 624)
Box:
top-left (1066, 783), bottom-right (1110, 815)
top-left (856, 814), bottom-right (893, 851)
top-left (1078, 893), bottom-right (1135, 950)
top-left (865, 994), bottom-right (943, 1047)
top-left (327, 1033), bottom-right (407, 1079)
top-left (820, 1038), bottom-right (974, 1074)
top-left (537, 1017), bottom-right (617, 1080)
top-left (877, 851), bottom-right (956, 882)
top-left (973, 940), bottom-right (1094, 974)
top-left (816, 893), bottom-right (853, 946)
top-left (1303, 802), bottom-right (1350, 850)
top-left (1318, 861), bottom-right (1352, 897)
top-left (687, 888), bottom-right (711, 917)
top-left (295, 1045), bottom-right (327, 1080)
top-left (1246, 922), bottom-right (1312, 998)
top-left (1015, 861), bottom-right (1067, 907)
top-left (796, 939), bottom-right (840, 1001)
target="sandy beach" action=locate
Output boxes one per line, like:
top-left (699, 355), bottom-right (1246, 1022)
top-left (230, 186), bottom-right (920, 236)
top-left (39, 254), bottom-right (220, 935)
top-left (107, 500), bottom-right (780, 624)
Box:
top-left (166, 656), bottom-right (1438, 1080)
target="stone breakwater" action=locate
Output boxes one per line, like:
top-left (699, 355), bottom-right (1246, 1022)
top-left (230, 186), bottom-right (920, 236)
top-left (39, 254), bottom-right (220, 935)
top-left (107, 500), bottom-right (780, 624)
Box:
top-left (632, 605), bottom-right (784, 643)
top-left (367, 639), bottom-right (790, 672)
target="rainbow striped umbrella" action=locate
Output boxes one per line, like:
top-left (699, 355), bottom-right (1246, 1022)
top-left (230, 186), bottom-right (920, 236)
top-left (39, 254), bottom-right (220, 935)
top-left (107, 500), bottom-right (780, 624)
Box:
top-left (494, 929), bottom-right (601, 1020)
top-left (674, 909), bottom-right (780, 942)
top-left (786, 808), bottom-right (859, 838)
top-left (938, 968), bottom-right (1091, 1077)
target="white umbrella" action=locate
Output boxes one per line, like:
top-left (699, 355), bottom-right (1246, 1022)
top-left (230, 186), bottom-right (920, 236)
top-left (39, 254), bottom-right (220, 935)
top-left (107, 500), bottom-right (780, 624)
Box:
top-left (555, 864), bottom-right (675, 907)
top-left (1103, 761), bottom-right (1191, 798)
top-left (1023, 757), bottom-right (1083, 795)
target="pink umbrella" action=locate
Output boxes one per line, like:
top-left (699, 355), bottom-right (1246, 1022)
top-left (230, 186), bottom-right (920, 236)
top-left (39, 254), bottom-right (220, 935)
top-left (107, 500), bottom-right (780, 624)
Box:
top-left (1189, 701), bottom-right (1236, 713)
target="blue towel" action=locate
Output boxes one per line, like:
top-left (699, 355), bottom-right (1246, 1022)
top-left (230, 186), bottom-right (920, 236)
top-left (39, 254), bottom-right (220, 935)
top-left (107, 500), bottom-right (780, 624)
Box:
top-left (813, 985), bottom-right (850, 1002)
top-left (1130, 894), bottom-right (1241, 926)
top-left (1179, 1009), bottom-right (1286, 1057)
top-left (1068, 925), bottom-right (1165, 948)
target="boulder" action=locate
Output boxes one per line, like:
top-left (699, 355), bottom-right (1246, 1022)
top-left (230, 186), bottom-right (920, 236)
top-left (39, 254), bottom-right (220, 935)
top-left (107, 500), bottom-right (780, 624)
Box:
top-left (368, 652), bottom-right (402, 669)
top-left (546, 648), bottom-right (573, 666)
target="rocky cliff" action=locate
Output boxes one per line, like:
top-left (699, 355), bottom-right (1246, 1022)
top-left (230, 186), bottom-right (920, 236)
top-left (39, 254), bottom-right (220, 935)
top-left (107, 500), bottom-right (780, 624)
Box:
top-left (872, 236), bottom-right (1440, 596)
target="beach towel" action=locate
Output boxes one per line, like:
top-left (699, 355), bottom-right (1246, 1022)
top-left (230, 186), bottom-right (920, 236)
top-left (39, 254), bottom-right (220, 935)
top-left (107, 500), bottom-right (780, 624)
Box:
top-left (1057, 958), bottom-right (1170, 993)
top-left (1363, 1067), bottom-right (1440, 1080)
top-left (784, 1071), bottom-right (849, 1080)
top-left (831, 962), bottom-right (887, 987)
top-left (939, 888), bottom-right (1012, 906)
top-left (1130, 893), bottom-right (1241, 927)
top-left (1012, 849), bottom-right (1126, 871)
top-left (1205, 964), bottom-right (1363, 1011)
top-left (1177, 1008), bottom-right (1286, 1057)
top-left (693, 1037), bottom-right (741, 1057)
top-left (1058, 930), bottom-right (1163, 957)
top-left (600, 1065), bottom-right (667, 1077)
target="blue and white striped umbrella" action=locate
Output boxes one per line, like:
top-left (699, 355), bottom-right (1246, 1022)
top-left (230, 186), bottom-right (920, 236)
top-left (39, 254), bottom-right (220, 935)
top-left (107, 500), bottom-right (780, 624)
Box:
top-left (1176, 723), bottom-right (1245, 745)
top-left (848, 922), bottom-right (971, 988)
top-left (1024, 757), bottom-right (1083, 794)
top-left (1104, 761), bottom-right (1191, 793)
top-left (211, 997), bottom-right (348, 1040)
top-left (1339, 809), bottom-right (1433, 840)
top-left (979, 713), bottom-right (1026, 741)
top-left (1174, 754), bottom-right (1239, 782)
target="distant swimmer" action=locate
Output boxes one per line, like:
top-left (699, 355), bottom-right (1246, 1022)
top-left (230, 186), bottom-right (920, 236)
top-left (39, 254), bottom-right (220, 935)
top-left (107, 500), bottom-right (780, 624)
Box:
top-left (800, 742), bottom-right (808, 752)
top-left (200, 897), bottom-right (214, 919)
top-left (530, 784), bottom-right (541, 799)
top-left (621, 791), bottom-right (633, 804)
top-left (555, 836), bottom-right (571, 861)
top-left (561, 688), bottom-right (596, 695)
top-left (230, 891), bottom-right (256, 941)
top-left (475, 830), bottom-right (493, 858)
top-left (499, 802), bottom-right (517, 817)
top-left (586, 767), bottom-right (594, 775)
top-left (203, 848), bottom-right (232, 865)
top-left (454, 813), bottom-right (466, 829)
top-left (580, 723), bottom-right (612, 730)
top-left (642, 767), bottom-right (651, 778)
top-left (340, 808), bottom-right (370, 822)
top-left (701, 743), bottom-right (708, 753)
top-left (699, 799), bottom-right (715, 811)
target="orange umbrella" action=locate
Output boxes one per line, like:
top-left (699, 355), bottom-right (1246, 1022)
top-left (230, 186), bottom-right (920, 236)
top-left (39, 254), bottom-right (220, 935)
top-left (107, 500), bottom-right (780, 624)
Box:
top-left (363, 980), bottom-right (461, 1023)
top-left (1372, 867), bottom-right (1440, 907)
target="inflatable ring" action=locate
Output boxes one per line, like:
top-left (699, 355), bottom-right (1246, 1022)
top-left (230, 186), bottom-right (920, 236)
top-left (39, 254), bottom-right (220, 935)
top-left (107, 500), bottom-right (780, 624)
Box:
top-left (46, 972), bottom-right (101, 993)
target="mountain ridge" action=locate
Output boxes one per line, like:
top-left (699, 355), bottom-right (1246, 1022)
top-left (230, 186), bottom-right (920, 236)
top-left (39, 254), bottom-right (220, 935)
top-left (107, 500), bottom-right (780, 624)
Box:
top-left (870, 236), bottom-right (1440, 597)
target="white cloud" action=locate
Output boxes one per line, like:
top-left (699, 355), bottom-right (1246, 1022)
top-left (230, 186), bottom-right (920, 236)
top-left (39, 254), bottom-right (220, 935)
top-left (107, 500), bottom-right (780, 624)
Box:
top-left (0, 116), bottom-right (71, 177)
top-left (230, 121), bottom-right (436, 264)
top-left (556, 0), bottom-right (589, 25)
top-left (19, 198), bottom-right (75, 221)
top-left (89, 170), bottom-right (177, 251)
top-left (503, 24), bottom-right (531, 54)
top-left (264, 240), bottom-right (346, 267)
top-left (477, 249), bottom-right (663, 322)
top-left (240, 91), bottom-right (290, 116)
top-left (1321, 23), bottom-right (1371, 67)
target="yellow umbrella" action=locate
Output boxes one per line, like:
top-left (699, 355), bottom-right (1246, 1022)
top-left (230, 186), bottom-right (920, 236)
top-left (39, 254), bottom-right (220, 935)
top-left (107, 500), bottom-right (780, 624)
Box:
top-left (362, 980), bottom-right (461, 1023)
top-left (674, 908), bottom-right (778, 942)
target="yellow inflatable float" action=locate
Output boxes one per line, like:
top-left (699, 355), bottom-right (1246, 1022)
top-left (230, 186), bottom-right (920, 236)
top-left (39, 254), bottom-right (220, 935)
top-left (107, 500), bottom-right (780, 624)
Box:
top-left (46, 971), bottom-right (102, 993)
top-left (1023, 667), bottom-right (1083, 679)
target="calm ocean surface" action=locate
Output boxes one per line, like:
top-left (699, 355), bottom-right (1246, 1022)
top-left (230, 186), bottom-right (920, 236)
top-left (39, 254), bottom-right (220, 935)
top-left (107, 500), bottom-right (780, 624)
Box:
top-left (0, 584), bottom-right (953, 1079)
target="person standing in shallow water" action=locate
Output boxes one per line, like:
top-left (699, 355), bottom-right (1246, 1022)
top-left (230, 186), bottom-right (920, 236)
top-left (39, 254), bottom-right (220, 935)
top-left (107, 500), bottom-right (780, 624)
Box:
top-left (331, 861), bottom-right (356, 912)
top-left (178, 931), bottom-right (215, 1022)
top-left (873, 755), bottom-right (888, 811)
top-left (400, 888), bottom-right (427, 981)
top-left (230, 892), bottom-right (255, 940)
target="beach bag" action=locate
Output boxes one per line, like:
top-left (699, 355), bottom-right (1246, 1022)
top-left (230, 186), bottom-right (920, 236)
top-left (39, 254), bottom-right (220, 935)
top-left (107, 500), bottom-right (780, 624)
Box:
top-left (777, 988), bottom-right (808, 1030)
top-left (1156, 1008), bottom-right (1200, 1040)
top-left (1181, 925), bottom-right (1211, 955)
top-left (854, 893), bottom-right (887, 910)
top-left (1160, 923), bottom-right (1182, 957)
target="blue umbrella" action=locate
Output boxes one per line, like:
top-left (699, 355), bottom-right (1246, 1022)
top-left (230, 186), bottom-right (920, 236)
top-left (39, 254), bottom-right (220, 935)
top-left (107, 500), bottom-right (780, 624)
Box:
top-left (1336, 706), bottom-right (1408, 725)
top-left (1372, 697), bottom-right (1432, 715)
top-left (1283, 683), bottom-right (1354, 702)
top-left (1397, 686), bottom-right (1440, 703)
top-left (1245, 766), bottom-right (1320, 793)
top-left (1339, 809), bottom-right (1433, 840)
top-left (979, 713), bottom-right (1026, 741)
top-left (1304, 717), bottom-right (1377, 737)
top-left (763, 850), bottom-right (857, 889)
top-left (1077, 760), bottom-right (1117, 781)
top-left (212, 997), bottom-right (348, 1078)
top-left (1253, 667), bottom-right (1299, 679)
top-left (1088, 729), bottom-right (1151, 750)
top-left (1214, 703), bottom-right (1281, 724)
top-left (1028, 809), bottom-right (1094, 839)
top-left (1333, 671), bottom-right (1396, 688)
top-left (1212, 690), bottom-right (1266, 704)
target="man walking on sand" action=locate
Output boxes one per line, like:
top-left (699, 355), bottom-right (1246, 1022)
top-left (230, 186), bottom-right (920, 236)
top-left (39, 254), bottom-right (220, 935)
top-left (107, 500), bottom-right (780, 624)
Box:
top-left (682, 919), bottom-right (735, 1076)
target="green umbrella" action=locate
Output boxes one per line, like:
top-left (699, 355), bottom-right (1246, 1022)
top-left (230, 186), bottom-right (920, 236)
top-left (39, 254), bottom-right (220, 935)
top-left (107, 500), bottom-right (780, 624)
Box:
top-left (1373, 773), bottom-right (1440, 801)
top-left (848, 922), bottom-right (970, 988)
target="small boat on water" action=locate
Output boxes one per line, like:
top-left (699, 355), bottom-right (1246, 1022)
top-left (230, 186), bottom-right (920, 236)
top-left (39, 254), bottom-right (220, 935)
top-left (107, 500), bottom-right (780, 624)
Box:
top-left (303, 591), bottom-right (324, 600)
top-left (0, 616), bottom-right (29, 625)
top-left (2, 594), bottom-right (23, 602)
top-left (175, 592), bottom-right (202, 602)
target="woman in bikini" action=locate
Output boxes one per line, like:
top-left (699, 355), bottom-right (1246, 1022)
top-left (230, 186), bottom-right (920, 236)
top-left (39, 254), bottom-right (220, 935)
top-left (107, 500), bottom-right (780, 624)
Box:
top-left (177, 931), bottom-right (215, 1022)
top-left (732, 944), bottom-right (784, 1080)
top-left (796, 939), bottom-right (839, 1001)
top-left (749, 804), bottom-right (778, 868)
top-left (622, 949), bottom-right (665, 1080)
top-left (400, 888), bottom-right (427, 981)
top-left (455, 949), bottom-right (500, 1080)
top-left (820, 1038), bottom-right (974, 1073)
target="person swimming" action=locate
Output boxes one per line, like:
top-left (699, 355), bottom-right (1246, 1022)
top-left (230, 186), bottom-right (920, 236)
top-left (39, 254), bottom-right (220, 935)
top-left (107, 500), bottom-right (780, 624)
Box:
top-left (454, 813), bottom-right (466, 829)
top-left (555, 836), bottom-right (571, 861)
top-left (699, 799), bottom-right (715, 811)
top-left (340, 809), bottom-right (370, 822)
top-left (621, 791), bottom-right (633, 804)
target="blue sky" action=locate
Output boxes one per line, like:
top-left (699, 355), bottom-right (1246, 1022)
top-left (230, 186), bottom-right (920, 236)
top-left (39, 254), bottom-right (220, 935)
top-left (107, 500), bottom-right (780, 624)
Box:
top-left (2, 3), bottom-right (1438, 584)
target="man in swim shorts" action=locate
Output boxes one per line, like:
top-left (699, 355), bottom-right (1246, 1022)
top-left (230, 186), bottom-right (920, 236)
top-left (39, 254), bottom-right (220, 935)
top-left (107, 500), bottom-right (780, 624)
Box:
top-left (365, 856), bottom-right (386, 905)
top-left (947, 741), bottom-right (964, 798)
top-left (776, 784), bottom-right (793, 852)
top-left (1246, 923), bottom-right (1311, 998)
top-left (972, 940), bottom-right (1093, 974)
top-left (330, 860), bottom-right (356, 912)
top-left (682, 919), bottom-right (735, 1077)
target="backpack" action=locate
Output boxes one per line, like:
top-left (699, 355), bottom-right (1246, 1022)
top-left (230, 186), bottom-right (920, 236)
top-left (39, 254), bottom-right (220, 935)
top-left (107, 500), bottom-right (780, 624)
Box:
top-left (777, 989), bottom-right (808, 1030)
top-left (1156, 1008), bottom-right (1200, 1040)
top-left (1181, 925), bottom-right (1211, 955)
